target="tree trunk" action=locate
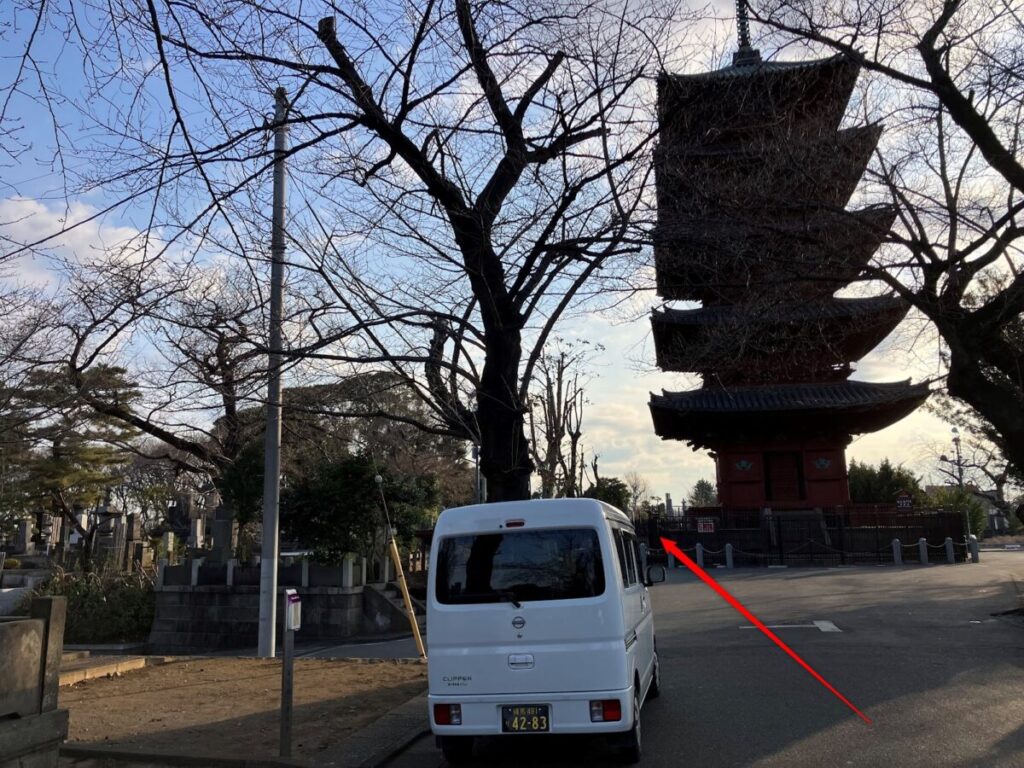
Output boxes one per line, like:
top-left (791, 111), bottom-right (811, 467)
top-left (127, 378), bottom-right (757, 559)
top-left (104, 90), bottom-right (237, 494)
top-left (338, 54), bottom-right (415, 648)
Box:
top-left (477, 328), bottom-right (533, 502)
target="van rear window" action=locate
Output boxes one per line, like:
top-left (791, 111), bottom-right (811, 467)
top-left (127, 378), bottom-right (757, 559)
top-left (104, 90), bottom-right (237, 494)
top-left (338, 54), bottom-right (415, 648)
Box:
top-left (435, 528), bottom-right (605, 604)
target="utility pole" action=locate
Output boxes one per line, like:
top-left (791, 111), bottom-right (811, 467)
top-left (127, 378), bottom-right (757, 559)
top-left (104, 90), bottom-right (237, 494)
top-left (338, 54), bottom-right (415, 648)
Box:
top-left (258, 87), bottom-right (289, 659)
top-left (472, 444), bottom-right (480, 504)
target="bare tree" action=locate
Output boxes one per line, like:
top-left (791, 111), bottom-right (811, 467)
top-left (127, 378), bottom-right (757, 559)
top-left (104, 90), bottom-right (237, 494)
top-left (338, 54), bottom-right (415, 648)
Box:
top-left (623, 470), bottom-right (649, 520)
top-left (751, 0), bottom-right (1024, 474)
top-left (45, 256), bottom-right (275, 532)
top-left (925, 395), bottom-right (1022, 509)
top-left (527, 339), bottom-right (597, 498)
top-left (1, 0), bottom-right (689, 503)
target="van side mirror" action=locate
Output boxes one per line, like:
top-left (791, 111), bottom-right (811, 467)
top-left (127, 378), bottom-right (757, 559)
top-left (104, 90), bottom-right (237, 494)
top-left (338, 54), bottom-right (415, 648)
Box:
top-left (645, 564), bottom-right (666, 586)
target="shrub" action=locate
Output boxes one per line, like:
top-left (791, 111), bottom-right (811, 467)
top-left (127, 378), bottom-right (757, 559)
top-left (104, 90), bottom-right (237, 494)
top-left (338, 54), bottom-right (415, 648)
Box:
top-left (26, 567), bottom-right (155, 643)
top-left (2, 557), bottom-right (21, 570)
top-left (929, 487), bottom-right (988, 540)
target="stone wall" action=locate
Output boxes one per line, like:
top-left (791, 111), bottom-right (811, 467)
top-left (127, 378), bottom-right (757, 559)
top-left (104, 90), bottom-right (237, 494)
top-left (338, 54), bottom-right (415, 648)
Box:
top-left (148, 586), bottom-right (366, 652)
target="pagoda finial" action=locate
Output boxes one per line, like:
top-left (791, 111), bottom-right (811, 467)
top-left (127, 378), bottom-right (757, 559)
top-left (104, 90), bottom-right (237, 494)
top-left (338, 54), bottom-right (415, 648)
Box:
top-left (733, 0), bottom-right (762, 66)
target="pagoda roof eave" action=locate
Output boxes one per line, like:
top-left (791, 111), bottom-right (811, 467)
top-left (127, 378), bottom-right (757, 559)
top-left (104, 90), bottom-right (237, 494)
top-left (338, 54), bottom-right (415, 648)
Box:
top-left (651, 295), bottom-right (908, 327)
top-left (651, 379), bottom-right (929, 413)
top-left (649, 380), bottom-right (930, 447)
top-left (658, 52), bottom-right (853, 84)
top-left (650, 295), bottom-right (911, 373)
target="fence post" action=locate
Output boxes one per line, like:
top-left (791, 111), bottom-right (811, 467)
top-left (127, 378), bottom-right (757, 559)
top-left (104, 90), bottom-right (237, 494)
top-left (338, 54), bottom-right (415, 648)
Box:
top-left (918, 538), bottom-right (928, 565)
top-left (156, 558), bottom-right (168, 590)
top-left (191, 558), bottom-right (202, 586)
top-left (725, 543), bottom-right (734, 569)
top-left (668, 549), bottom-right (676, 569)
top-left (227, 558), bottom-right (236, 587)
top-left (301, 558), bottom-right (309, 588)
top-left (969, 534), bottom-right (980, 563)
top-left (695, 542), bottom-right (704, 568)
top-left (892, 539), bottom-right (902, 566)
top-left (944, 537), bottom-right (954, 564)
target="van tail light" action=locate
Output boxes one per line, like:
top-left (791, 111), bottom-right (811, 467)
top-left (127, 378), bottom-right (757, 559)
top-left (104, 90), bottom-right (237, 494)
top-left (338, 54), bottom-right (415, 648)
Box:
top-left (434, 703), bottom-right (462, 725)
top-left (590, 699), bottom-right (622, 722)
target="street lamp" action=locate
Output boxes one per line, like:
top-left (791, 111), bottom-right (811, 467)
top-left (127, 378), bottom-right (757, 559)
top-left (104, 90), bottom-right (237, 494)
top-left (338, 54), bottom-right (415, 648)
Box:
top-left (940, 426), bottom-right (971, 540)
top-left (951, 427), bottom-right (964, 488)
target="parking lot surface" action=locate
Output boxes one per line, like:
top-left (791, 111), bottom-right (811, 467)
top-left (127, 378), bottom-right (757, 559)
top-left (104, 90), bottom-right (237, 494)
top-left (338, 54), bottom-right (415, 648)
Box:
top-left (385, 552), bottom-right (1024, 767)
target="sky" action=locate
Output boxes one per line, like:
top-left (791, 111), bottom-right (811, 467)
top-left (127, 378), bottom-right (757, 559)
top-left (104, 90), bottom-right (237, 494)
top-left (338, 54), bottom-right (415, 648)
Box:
top-left (0, 1), bottom-right (967, 504)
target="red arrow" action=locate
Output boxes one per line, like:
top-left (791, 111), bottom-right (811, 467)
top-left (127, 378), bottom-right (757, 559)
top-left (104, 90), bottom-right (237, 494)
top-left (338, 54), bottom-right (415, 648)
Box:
top-left (660, 537), bottom-right (872, 725)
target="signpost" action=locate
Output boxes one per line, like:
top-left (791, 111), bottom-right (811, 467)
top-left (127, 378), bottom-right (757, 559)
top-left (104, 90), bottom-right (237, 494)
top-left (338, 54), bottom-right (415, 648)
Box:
top-left (280, 589), bottom-right (300, 758)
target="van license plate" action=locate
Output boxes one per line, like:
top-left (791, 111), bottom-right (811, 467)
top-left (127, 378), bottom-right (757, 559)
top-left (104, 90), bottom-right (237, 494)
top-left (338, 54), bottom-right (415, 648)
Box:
top-left (501, 704), bottom-right (550, 733)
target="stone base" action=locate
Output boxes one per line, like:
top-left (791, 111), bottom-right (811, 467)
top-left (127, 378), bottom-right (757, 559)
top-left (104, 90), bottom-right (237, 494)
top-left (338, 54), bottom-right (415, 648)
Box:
top-left (0, 709), bottom-right (69, 768)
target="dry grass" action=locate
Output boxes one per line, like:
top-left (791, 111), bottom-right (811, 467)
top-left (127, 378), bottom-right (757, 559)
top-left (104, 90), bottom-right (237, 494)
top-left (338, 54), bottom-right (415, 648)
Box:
top-left (60, 657), bottom-right (427, 764)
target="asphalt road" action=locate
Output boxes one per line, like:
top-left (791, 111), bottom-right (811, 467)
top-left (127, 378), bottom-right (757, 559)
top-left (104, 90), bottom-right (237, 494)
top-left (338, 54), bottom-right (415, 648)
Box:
top-left (384, 552), bottom-right (1024, 768)
top-left (294, 636), bottom-right (422, 660)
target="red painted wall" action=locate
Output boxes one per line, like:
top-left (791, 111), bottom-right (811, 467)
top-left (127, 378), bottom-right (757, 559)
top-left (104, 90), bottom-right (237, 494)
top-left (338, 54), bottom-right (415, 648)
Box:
top-left (712, 439), bottom-right (850, 509)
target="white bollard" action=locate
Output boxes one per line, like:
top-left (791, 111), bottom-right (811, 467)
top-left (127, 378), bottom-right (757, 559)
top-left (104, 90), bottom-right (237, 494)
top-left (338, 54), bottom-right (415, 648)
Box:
top-left (919, 538), bottom-right (928, 565)
top-left (892, 539), bottom-right (902, 565)
top-left (969, 534), bottom-right (980, 563)
top-left (725, 543), bottom-right (734, 569)
top-left (945, 537), bottom-right (955, 564)
top-left (696, 542), bottom-right (704, 568)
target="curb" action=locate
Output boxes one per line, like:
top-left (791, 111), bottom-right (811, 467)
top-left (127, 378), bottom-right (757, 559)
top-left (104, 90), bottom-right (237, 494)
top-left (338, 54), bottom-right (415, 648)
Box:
top-left (334, 691), bottom-right (429, 768)
top-left (60, 743), bottom-right (314, 767)
top-left (59, 657), bottom-right (170, 687)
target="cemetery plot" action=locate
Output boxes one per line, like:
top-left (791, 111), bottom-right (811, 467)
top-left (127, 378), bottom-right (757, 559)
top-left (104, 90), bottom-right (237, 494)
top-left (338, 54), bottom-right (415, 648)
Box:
top-left (60, 657), bottom-right (426, 761)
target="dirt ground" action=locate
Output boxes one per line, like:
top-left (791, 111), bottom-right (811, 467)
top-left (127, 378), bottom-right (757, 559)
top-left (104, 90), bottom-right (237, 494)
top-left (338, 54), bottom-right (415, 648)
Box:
top-left (59, 657), bottom-right (427, 762)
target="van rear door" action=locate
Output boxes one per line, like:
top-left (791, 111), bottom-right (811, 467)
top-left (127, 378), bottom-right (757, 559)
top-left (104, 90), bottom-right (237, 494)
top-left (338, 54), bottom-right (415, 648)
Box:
top-left (429, 526), bottom-right (627, 696)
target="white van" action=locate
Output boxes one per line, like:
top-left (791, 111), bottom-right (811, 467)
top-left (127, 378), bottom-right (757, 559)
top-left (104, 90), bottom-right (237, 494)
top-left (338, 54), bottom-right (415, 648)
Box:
top-left (427, 498), bottom-right (666, 764)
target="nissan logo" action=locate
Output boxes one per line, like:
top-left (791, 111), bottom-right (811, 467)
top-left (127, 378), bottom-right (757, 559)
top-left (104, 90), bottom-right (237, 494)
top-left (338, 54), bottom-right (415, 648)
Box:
top-left (512, 616), bottom-right (526, 630)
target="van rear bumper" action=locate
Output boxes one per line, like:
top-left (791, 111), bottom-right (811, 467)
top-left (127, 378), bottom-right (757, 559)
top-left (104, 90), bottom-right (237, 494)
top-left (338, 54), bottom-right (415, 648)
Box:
top-left (429, 688), bottom-right (633, 736)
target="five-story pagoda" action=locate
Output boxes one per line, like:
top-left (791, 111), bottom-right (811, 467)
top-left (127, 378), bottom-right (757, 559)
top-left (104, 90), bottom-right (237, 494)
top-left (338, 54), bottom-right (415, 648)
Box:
top-left (648, 4), bottom-right (928, 508)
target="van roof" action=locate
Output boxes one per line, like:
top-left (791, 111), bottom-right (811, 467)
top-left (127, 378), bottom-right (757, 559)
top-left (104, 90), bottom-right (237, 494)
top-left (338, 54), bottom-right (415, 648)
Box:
top-left (434, 498), bottom-right (633, 536)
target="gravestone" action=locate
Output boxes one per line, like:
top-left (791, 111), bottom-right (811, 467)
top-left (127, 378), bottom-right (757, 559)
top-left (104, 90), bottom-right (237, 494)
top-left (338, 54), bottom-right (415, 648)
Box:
top-left (210, 504), bottom-right (237, 563)
top-left (163, 531), bottom-right (176, 561)
top-left (0, 597), bottom-right (69, 768)
top-left (15, 520), bottom-right (32, 555)
top-left (189, 517), bottom-right (204, 548)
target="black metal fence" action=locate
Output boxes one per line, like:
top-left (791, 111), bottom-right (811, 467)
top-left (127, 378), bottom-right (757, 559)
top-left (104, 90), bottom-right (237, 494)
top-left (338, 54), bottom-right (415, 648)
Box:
top-left (647, 508), bottom-right (967, 567)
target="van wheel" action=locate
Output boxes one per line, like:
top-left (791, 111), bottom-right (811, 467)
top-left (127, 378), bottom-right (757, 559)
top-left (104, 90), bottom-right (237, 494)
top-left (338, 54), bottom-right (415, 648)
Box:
top-left (648, 648), bottom-right (661, 700)
top-left (439, 735), bottom-right (474, 765)
top-left (617, 687), bottom-right (642, 764)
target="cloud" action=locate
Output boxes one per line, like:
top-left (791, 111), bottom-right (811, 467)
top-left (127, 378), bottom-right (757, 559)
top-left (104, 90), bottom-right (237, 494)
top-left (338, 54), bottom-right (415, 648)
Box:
top-left (0, 196), bottom-right (146, 287)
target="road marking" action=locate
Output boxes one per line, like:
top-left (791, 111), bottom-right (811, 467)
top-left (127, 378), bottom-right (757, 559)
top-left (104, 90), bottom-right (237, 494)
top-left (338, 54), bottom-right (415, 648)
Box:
top-left (739, 620), bottom-right (841, 633)
top-left (662, 538), bottom-right (870, 725)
